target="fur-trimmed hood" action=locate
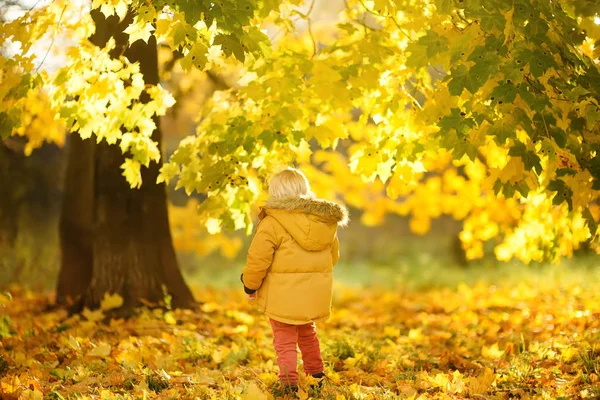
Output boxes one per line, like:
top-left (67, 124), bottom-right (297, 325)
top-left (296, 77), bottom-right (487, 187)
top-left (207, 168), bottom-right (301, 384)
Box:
top-left (264, 195), bottom-right (349, 226)
top-left (261, 195), bottom-right (348, 251)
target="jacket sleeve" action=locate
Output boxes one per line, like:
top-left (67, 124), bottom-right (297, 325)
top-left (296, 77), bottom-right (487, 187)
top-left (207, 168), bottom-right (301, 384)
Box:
top-left (331, 233), bottom-right (340, 266)
top-left (241, 218), bottom-right (278, 291)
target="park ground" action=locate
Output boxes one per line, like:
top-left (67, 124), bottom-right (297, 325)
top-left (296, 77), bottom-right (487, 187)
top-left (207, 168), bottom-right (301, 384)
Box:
top-left (1, 260), bottom-right (600, 400)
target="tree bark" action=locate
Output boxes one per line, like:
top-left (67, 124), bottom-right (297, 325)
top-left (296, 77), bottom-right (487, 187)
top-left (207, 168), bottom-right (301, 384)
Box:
top-left (56, 134), bottom-right (95, 304)
top-left (57, 9), bottom-right (195, 312)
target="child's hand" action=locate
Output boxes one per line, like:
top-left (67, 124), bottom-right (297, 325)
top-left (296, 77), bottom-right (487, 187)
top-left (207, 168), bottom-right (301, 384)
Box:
top-left (247, 293), bottom-right (256, 300)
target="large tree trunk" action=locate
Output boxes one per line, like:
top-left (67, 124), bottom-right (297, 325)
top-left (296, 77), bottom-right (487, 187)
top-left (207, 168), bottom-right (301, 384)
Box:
top-left (57, 10), bottom-right (195, 312)
top-left (57, 134), bottom-right (95, 303)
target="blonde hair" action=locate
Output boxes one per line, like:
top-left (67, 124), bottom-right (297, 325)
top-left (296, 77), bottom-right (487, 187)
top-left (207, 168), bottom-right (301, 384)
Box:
top-left (268, 168), bottom-right (312, 199)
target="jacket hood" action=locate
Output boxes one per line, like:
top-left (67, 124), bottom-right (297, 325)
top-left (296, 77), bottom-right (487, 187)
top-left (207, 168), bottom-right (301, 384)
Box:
top-left (262, 195), bottom-right (348, 251)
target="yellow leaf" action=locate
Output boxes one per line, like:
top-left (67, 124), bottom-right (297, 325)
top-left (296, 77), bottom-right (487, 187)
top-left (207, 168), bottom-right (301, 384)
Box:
top-left (180, 43), bottom-right (209, 71)
top-left (101, 389), bottom-right (117, 400)
top-left (297, 387), bottom-right (309, 400)
top-left (349, 148), bottom-right (381, 182)
top-left (430, 372), bottom-right (449, 389)
top-left (407, 329), bottom-right (422, 341)
top-left (409, 216), bottom-right (431, 235)
top-left (20, 389), bottom-right (43, 400)
top-left (99, 3), bottom-right (115, 18)
top-left (258, 372), bottom-right (277, 386)
top-left (13, 351), bottom-right (33, 367)
top-left (295, 139), bottom-right (313, 164)
top-left (226, 310), bottom-right (255, 325)
top-left (155, 18), bottom-right (172, 41)
top-left (124, 18), bottom-right (155, 44)
top-left (205, 218), bottom-right (221, 234)
top-left (66, 336), bottom-right (81, 351)
top-left (241, 382), bottom-right (267, 400)
top-left (121, 159), bottom-right (142, 189)
top-left (372, 0), bottom-right (392, 13)
top-left (100, 292), bottom-right (124, 311)
top-left (115, 1), bottom-right (128, 20)
top-left (448, 370), bottom-right (466, 394)
top-left (87, 342), bottom-right (111, 358)
top-left (201, 302), bottom-right (221, 312)
top-left (384, 326), bottom-right (401, 338)
top-left (377, 158), bottom-right (395, 183)
top-left (397, 383), bottom-right (417, 397)
top-left (503, 8), bottom-right (514, 45)
top-left (468, 367), bottom-right (496, 396)
top-left (482, 343), bottom-right (505, 359)
top-left (344, 356), bottom-right (358, 368)
top-left (164, 311), bottom-right (177, 325)
top-left (1, 375), bottom-right (20, 394)
top-left (387, 160), bottom-right (425, 199)
top-left (82, 307), bottom-right (105, 323)
top-left (561, 347), bottom-right (578, 362)
top-left (306, 125), bottom-right (337, 149)
top-left (498, 157), bottom-right (524, 184)
top-left (211, 349), bottom-right (225, 364)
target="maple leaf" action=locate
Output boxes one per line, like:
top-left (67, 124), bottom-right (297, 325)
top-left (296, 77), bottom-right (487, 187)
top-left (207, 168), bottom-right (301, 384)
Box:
top-left (213, 34), bottom-right (246, 62)
top-left (87, 342), bottom-right (111, 358)
top-left (406, 31), bottom-right (449, 68)
top-left (82, 307), bottom-right (105, 323)
top-left (468, 368), bottom-right (496, 396)
top-left (482, 343), bottom-right (505, 359)
top-left (180, 43), bottom-right (209, 72)
top-left (121, 159), bottom-right (142, 189)
top-left (124, 19), bottom-right (155, 44)
top-left (100, 293), bottom-right (124, 311)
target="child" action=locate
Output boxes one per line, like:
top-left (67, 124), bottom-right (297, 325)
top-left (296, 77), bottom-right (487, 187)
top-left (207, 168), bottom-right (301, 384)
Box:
top-left (241, 168), bottom-right (348, 391)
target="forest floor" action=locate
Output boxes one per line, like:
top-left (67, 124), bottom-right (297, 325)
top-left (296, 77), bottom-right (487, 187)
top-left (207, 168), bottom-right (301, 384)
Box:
top-left (1, 267), bottom-right (600, 400)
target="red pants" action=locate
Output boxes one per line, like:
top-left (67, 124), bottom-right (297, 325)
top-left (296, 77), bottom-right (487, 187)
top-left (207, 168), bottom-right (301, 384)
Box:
top-left (269, 319), bottom-right (324, 385)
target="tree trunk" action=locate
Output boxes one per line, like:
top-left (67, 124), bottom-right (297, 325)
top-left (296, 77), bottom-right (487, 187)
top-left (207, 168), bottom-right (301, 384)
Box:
top-left (57, 9), bottom-right (195, 312)
top-left (56, 134), bottom-right (95, 304)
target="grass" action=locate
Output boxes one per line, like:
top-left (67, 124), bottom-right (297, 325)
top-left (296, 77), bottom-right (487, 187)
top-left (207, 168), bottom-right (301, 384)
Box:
top-left (183, 253), bottom-right (600, 291)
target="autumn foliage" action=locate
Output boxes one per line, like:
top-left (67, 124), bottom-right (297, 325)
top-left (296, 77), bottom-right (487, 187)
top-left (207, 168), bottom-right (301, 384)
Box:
top-left (1, 277), bottom-right (600, 399)
top-left (2, 0), bottom-right (600, 263)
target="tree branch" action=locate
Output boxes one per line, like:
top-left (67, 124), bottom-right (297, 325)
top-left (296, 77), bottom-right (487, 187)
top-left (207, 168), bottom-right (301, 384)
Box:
top-left (355, 0), bottom-right (414, 42)
top-left (34, 3), bottom-right (68, 74)
top-left (206, 70), bottom-right (232, 91)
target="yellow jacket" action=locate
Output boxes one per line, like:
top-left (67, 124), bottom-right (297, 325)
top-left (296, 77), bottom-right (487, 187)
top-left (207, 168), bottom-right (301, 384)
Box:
top-left (241, 196), bottom-right (348, 325)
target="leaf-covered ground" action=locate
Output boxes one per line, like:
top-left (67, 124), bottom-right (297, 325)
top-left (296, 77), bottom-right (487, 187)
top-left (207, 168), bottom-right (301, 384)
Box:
top-left (1, 279), bottom-right (600, 400)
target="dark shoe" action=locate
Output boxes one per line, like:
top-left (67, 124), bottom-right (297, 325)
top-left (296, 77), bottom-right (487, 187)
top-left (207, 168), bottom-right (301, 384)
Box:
top-left (310, 372), bottom-right (326, 388)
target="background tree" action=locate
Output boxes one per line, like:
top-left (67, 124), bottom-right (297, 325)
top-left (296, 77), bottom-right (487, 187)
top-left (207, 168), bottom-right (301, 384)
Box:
top-left (0, 1), bottom-right (64, 286)
top-left (1, 0), bottom-right (274, 309)
top-left (1, 0), bottom-right (599, 312)
top-left (56, 9), bottom-right (197, 311)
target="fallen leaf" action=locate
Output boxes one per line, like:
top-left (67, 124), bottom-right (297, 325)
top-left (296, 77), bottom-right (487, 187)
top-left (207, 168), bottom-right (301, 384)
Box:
top-left (468, 367), bottom-right (496, 396)
top-left (100, 292), bottom-right (124, 311)
top-left (87, 342), bottom-right (111, 358)
top-left (241, 382), bottom-right (267, 400)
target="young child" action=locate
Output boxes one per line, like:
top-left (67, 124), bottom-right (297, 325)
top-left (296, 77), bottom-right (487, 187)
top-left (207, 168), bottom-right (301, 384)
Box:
top-left (241, 168), bottom-right (348, 391)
